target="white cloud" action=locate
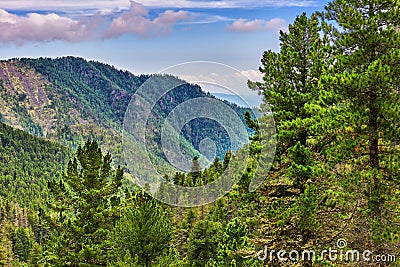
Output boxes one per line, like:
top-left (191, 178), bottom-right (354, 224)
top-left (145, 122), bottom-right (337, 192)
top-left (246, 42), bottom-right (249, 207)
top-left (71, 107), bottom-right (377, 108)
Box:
top-left (0, 0), bottom-right (130, 16)
top-left (0, 0), bottom-right (288, 44)
top-left (264, 18), bottom-right (286, 31)
top-left (226, 18), bottom-right (264, 32)
top-left (0, 1), bottom-right (196, 44)
top-left (241, 69), bottom-right (263, 82)
top-left (0, 0), bottom-right (318, 14)
top-left (177, 14), bottom-right (233, 24)
top-left (139, 0), bottom-right (317, 8)
top-left (0, 9), bottom-right (100, 44)
top-left (104, 1), bottom-right (195, 38)
top-left (227, 17), bottom-right (286, 32)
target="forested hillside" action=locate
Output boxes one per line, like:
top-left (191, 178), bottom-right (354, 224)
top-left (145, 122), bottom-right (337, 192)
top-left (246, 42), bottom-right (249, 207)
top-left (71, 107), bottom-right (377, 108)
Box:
top-left (1, 0), bottom-right (400, 265)
top-left (0, 57), bottom-right (249, 162)
top-left (0, 122), bottom-right (69, 266)
top-left (0, 122), bottom-right (69, 209)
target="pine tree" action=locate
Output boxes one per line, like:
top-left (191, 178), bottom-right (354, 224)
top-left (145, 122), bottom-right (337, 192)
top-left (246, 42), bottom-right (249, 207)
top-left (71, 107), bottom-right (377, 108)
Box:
top-left (111, 190), bottom-right (172, 267)
top-left (28, 242), bottom-right (45, 267)
top-left (217, 217), bottom-right (249, 266)
top-left (173, 172), bottom-right (186, 186)
top-left (249, 13), bottom-right (339, 266)
top-left (0, 223), bottom-right (12, 266)
top-left (12, 227), bottom-right (33, 262)
top-left (189, 156), bottom-right (202, 186)
top-left (321, 0), bottom-right (400, 254)
top-left (222, 151), bottom-right (231, 171)
top-left (44, 140), bottom-right (123, 266)
top-left (186, 219), bottom-right (222, 267)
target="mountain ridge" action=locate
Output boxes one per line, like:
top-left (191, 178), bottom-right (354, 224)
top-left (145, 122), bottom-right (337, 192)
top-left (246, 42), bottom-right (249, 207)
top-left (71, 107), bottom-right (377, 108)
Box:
top-left (0, 56), bottom-right (252, 167)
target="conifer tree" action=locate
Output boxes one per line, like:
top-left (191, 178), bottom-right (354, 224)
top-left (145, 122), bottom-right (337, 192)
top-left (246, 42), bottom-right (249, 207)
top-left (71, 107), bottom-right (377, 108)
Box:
top-left (44, 140), bottom-right (123, 266)
top-left (217, 217), bottom-right (249, 266)
top-left (12, 227), bottom-right (33, 262)
top-left (28, 242), bottom-right (45, 267)
top-left (186, 219), bottom-right (222, 267)
top-left (0, 223), bottom-right (12, 266)
top-left (111, 190), bottom-right (172, 267)
top-left (320, 0), bottom-right (400, 254)
top-left (189, 156), bottom-right (202, 186)
top-left (249, 13), bottom-right (337, 266)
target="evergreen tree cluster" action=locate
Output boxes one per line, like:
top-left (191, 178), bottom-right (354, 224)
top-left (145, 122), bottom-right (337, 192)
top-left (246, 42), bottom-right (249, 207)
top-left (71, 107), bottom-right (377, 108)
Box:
top-left (1, 0), bottom-right (400, 265)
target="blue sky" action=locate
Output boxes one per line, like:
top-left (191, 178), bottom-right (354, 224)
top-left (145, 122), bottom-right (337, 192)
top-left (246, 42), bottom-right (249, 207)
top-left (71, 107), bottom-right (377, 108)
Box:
top-left (0, 0), bottom-right (329, 105)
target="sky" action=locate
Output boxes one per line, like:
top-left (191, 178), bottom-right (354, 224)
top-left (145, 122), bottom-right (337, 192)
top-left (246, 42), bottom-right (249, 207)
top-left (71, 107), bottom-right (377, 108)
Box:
top-left (0, 0), bottom-right (329, 106)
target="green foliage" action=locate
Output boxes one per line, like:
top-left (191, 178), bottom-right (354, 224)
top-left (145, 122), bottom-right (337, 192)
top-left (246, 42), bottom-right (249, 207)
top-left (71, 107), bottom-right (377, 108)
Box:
top-left (0, 223), bottom-right (12, 266)
top-left (170, 154), bottom-right (230, 188)
top-left (0, 197), bottom-right (39, 266)
top-left (248, 12), bottom-right (340, 266)
top-left (189, 157), bottom-right (201, 186)
top-left (27, 242), bottom-right (45, 267)
top-left (12, 227), bottom-right (33, 262)
top-left (217, 217), bottom-right (249, 266)
top-left (5, 57), bottom-right (251, 161)
top-left (21, 57), bottom-right (145, 126)
top-left (0, 122), bottom-right (69, 209)
top-left (2, 1), bottom-right (400, 264)
top-left (111, 191), bottom-right (172, 267)
top-left (320, 0), bottom-right (400, 252)
top-left (44, 140), bottom-right (123, 266)
top-left (186, 220), bottom-right (223, 267)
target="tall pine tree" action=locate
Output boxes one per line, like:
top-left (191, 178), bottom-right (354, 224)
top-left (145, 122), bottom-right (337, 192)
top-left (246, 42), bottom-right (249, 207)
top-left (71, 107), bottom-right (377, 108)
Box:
top-left (320, 0), bottom-right (400, 255)
top-left (44, 140), bottom-right (123, 266)
top-left (249, 13), bottom-right (344, 266)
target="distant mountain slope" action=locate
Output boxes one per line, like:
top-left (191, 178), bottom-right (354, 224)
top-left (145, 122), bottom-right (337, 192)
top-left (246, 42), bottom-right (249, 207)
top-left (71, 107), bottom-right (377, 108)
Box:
top-left (0, 57), bottom-right (251, 167)
top-left (20, 57), bottom-right (148, 127)
top-left (0, 122), bottom-right (69, 209)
